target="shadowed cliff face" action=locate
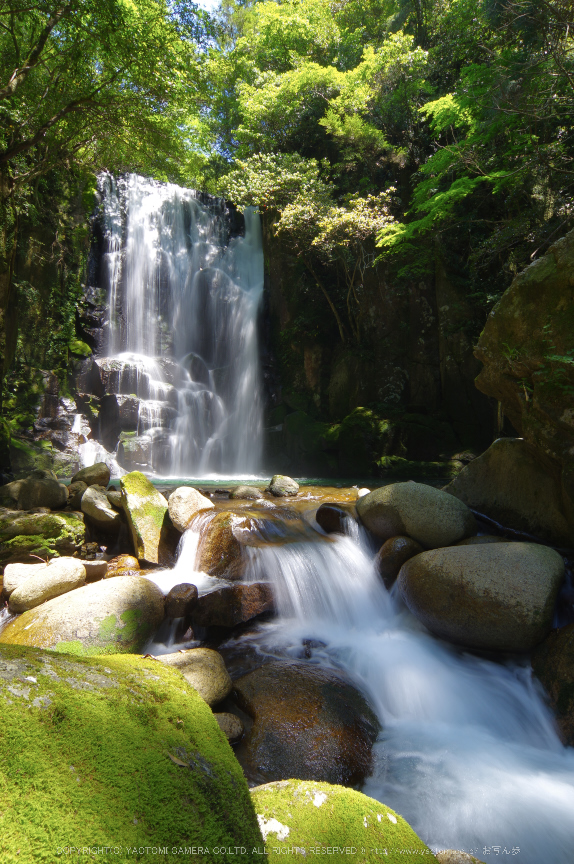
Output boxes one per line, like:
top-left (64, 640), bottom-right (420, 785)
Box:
top-left (474, 228), bottom-right (574, 526)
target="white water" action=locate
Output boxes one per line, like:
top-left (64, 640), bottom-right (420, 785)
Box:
top-left (95, 173), bottom-right (264, 476)
top-left (243, 526), bottom-right (574, 863)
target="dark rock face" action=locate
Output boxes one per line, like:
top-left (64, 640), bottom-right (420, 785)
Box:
top-left (531, 623), bottom-right (574, 746)
top-left (193, 582), bottom-right (274, 629)
top-left (374, 535), bottom-right (424, 589)
top-left (315, 503), bottom-right (352, 534)
top-left (165, 583), bottom-right (198, 619)
top-left (231, 660), bottom-right (380, 787)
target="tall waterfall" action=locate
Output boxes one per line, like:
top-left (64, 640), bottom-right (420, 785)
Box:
top-left (96, 172), bottom-right (264, 477)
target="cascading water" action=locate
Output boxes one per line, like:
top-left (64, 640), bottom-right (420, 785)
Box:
top-left (94, 172), bottom-right (264, 476)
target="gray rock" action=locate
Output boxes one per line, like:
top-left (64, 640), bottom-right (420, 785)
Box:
top-left (157, 648), bottom-right (232, 707)
top-left (0, 480), bottom-right (23, 508)
top-left (267, 475), bottom-right (299, 497)
top-left (68, 480), bottom-right (88, 510)
top-left (356, 481), bottom-right (476, 548)
top-left (117, 435), bottom-right (152, 472)
top-left (214, 712), bottom-right (244, 742)
top-left (106, 490), bottom-right (123, 510)
top-left (397, 542), bottom-right (565, 652)
top-left (17, 474), bottom-right (68, 511)
top-left (167, 487), bottom-right (214, 533)
top-left (81, 559), bottom-right (108, 582)
top-left (8, 557), bottom-right (86, 613)
top-left (81, 485), bottom-right (121, 529)
top-left (71, 462), bottom-right (111, 488)
top-left (229, 486), bottom-right (264, 500)
top-left (3, 562), bottom-right (40, 596)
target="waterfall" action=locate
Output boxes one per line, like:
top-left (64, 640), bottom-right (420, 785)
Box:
top-left (244, 523), bottom-right (574, 864)
top-left (95, 172), bottom-right (264, 477)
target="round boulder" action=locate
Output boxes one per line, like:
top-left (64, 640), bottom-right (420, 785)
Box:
top-left (531, 623), bottom-right (574, 746)
top-left (8, 557), bottom-right (86, 613)
top-left (71, 462), bottom-right (111, 487)
top-left (17, 473), bottom-right (68, 511)
top-left (81, 485), bottom-right (121, 529)
top-left (374, 535), bottom-right (424, 589)
top-left (397, 542), bottom-right (565, 652)
top-left (267, 475), bottom-right (299, 497)
top-left (0, 575), bottom-right (164, 654)
top-left (356, 481), bottom-right (476, 548)
top-left (214, 712), bottom-right (244, 742)
top-left (105, 554), bottom-right (140, 578)
top-left (229, 485), bottom-right (264, 500)
top-left (164, 583), bottom-right (198, 619)
top-left (193, 582), bottom-right (274, 629)
top-left (196, 511), bottom-right (247, 580)
top-left (67, 480), bottom-right (88, 510)
top-left (157, 648), bottom-right (232, 707)
top-left (232, 661), bottom-right (380, 786)
top-left (168, 486), bottom-right (214, 533)
top-left (315, 504), bottom-right (351, 534)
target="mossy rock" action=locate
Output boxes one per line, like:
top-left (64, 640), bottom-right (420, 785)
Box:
top-left (0, 645), bottom-right (263, 863)
top-left (0, 509), bottom-right (85, 565)
top-left (250, 779), bottom-right (438, 862)
top-left (531, 623), bottom-right (574, 746)
top-left (120, 471), bottom-right (168, 565)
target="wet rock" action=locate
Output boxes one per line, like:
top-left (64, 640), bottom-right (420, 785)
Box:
top-left (67, 480), bottom-right (88, 510)
top-left (397, 542), bottom-right (565, 652)
top-left (0, 509), bottom-right (85, 565)
top-left (214, 712), bottom-right (244, 742)
top-left (232, 660), bottom-right (380, 786)
top-left (120, 471), bottom-right (168, 565)
top-left (444, 438), bottom-right (572, 547)
top-left (194, 583), bottom-right (274, 629)
top-left (267, 475), bottom-right (299, 497)
top-left (315, 504), bottom-right (351, 534)
top-left (117, 435), bottom-right (152, 472)
top-left (165, 583), bottom-right (198, 618)
top-left (17, 471), bottom-right (68, 511)
top-left (229, 486), bottom-right (264, 500)
top-left (374, 535), bottom-right (424, 589)
top-left (168, 487), bottom-right (214, 533)
top-left (105, 554), bottom-right (140, 578)
top-left (81, 559), bottom-right (108, 582)
top-left (99, 394), bottom-right (140, 451)
top-left (0, 575), bottom-right (164, 654)
top-left (158, 648), bottom-right (232, 707)
top-left (8, 557), bottom-right (86, 613)
top-left (71, 462), bottom-right (111, 488)
top-left (531, 623), bottom-right (574, 746)
top-left (250, 779), bottom-right (436, 860)
top-left (196, 511), bottom-right (247, 580)
top-left (356, 481), bottom-right (476, 548)
top-left (81, 485), bottom-right (121, 530)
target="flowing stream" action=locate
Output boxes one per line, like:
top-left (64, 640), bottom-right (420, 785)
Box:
top-left (149, 496), bottom-right (574, 863)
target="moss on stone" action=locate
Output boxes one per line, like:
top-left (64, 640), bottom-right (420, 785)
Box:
top-left (120, 471), bottom-right (168, 564)
top-left (251, 779), bottom-right (437, 862)
top-left (0, 511), bottom-right (85, 564)
top-left (0, 645), bottom-right (263, 863)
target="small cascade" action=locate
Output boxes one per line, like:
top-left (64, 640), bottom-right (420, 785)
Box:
top-left (81, 173), bottom-right (264, 477)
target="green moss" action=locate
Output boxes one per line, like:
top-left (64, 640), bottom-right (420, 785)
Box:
top-left (68, 339), bottom-right (92, 356)
top-left (0, 645), bottom-right (263, 863)
top-left (0, 511), bottom-right (85, 564)
top-left (120, 471), bottom-right (168, 563)
top-left (251, 779), bottom-right (437, 863)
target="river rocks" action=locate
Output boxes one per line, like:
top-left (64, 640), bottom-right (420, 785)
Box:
top-left (196, 511), bottom-right (247, 580)
top-left (165, 583), bottom-right (198, 618)
top-left (0, 575), bottom-right (164, 654)
top-left (357, 481), bottom-right (476, 548)
top-left (157, 648), bottom-right (232, 707)
top-left (315, 503), bottom-right (350, 534)
top-left (81, 484), bottom-right (121, 530)
top-left (81, 558), bottom-right (108, 581)
top-left (397, 542), bottom-right (565, 652)
top-left (120, 470), bottom-right (168, 564)
top-left (105, 554), bottom-right (140, 577)
top-left (229, 486), bottom-right (264, 500)
top-left (214, 712), bottom-right (244, 742)
top-left (17, 470), bottom-right (68, 511)
top-left (71, 461), bottom-right (111, 487)
top-left (168, 486), bottom-right (214, 533)
top-left (250, 779), bottom-right (437, 862)
top-left (531, 623), bottom-right (574, 746)
top-left (444, 437), bottom-right (573, 546)
top-left (0, 479), bottom-right (22, 507)
top-left (0, 508), bottom-right (85, 565)
top-left (194, 583), bottom-right (274, 629)
top-left (267, 475), bottom-right (299, 497)
top-left (374, 535), bottom-right (424, 589)
top-left (8, 557), bottom-right (86, 613)
top-left (67, 480), bottom-right (88, 510)
top-left (0, 645), bottom-right (262, 860)
top-left (106, 489), bottom-right (122, 509)
top-left (232, 661), bottom-right (380, 786)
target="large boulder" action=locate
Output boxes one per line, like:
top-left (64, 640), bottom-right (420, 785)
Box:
top-left (267, 475), bottom-right (299, 497)
top-left (356, 481), bottom-right (476, 548)
top-left (232, 661), bottom-right (380, 787)
top-left (531, 623), bottom-right (574, 746)
top-left (120, 471), bottom-right (168, 564)
top-left (0, 575), bottom-right (164, 654)
top-left (397, 542), bottom-right (565, 652)
top-left (250, 779), bottom-right (437, 862)
top-left (81, 484), bottom-right (121, 530)
top-left (67, 480), bottom-right (88, 510)
top-left (0, 508), bottom-right (85, 565)
top-left (315, 503), bottom-right (352, 534)
top-left (193, 583), bottom-right (274, 629)
top-left (164, 583), bottom-right (198, 619)
top-left (229, 486), bottom-right (264, 500)
top-left (444, 437), bottom-right (572, 546)
top-left (195, 510), bottom-right (248, 580)
top-left (374, 535), bottom-right (424, 589)
top-left (17, 470), bottom-right (68, 511)
top-left (0, 645), bottom-right (263, 861)
top-left (168, 486), bottom-right (213, 533)
top-left (8, 557), bottom-right (86, 613)
top-left (71, 461), bottom-right (111, 487)
top-left (157, 648), bottom-right (232, 707)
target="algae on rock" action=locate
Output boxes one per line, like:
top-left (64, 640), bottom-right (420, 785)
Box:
top-left (120, 470), bottom-right (168, 564)
top-left (0, 509), bottom-right (85, 565)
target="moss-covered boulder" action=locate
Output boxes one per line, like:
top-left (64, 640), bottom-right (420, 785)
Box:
top-left (0, 645), bottom-right (263, 863)
top-left (120, 471), bottom-right (168, 564)
top-left (531, 623), bottom-right (574, 746)
top-left (0, 508), bottom-right (85, 565)
top-left (0, 575), bottom-right (164, 655)
top-left (250, 779), bottom-right (438, 862)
